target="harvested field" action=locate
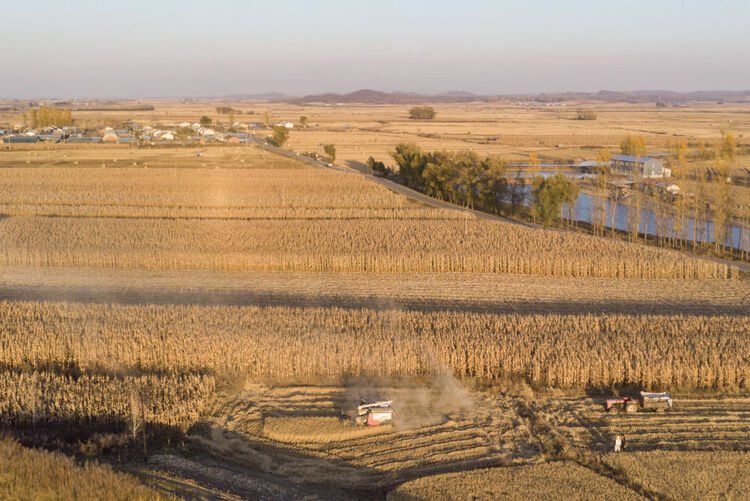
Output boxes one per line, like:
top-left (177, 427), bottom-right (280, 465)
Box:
top-left (191, 382), bottom-right (533, 491)
top-left (1, 106), bottom-right (748, 498)
top-left (603, 451), bottom-right (750, 500)
top-left (541, 397), bottom-right (750, 453)
top-left (387, 461), bottom-right (643, 501)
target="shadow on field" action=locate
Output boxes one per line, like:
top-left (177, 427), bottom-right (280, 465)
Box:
top-left (1, 283), bottom-right (745, 316)
top-left (345, 160), bottom-right (369, 174)
top-left (185, 415), bottom-right (512, 500)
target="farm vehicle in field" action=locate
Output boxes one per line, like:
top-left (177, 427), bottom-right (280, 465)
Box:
top-left (354, 400), bottom-right (394, 426)
top-left (605, 391), bottom-right (673, 414)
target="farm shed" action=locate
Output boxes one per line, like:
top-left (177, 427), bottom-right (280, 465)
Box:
top-left (610, 155), bottom-right (666, 179)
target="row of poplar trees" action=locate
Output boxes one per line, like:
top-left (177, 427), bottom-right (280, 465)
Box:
top-left (590, 131), bottom-right (747, 259)
top-left (29, 107), bottom-right (74, 128)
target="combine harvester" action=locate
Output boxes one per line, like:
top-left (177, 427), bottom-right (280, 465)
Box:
top-left (355, 400), bottom-right (394, 426)
top-left (605, 391), bottom-right (673, 414)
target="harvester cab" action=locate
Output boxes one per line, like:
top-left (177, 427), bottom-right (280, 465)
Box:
top-left (355, 399), bottom-right (394, 426)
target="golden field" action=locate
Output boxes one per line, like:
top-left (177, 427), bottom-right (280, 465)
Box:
top-left (387, 461), bottom-right (643, 501)
top-left (547, 396), bottom-right (750, 453)
top-left (0, 437), bottom-right (170, 500)
top-left (388, 452), bottom-right (750, 501)
top-left (1, 102), bottom-right (749, 498)
top-left (1, 301), bottom-right (748, 392)
top-left (192, 382), bottom-right (529, 490)
top-left (5, 100), bottom-right (748, 162)
top-left (0, 157), bottom-right (738, 278)
top-left (603, 451), bottom-right (750, 500)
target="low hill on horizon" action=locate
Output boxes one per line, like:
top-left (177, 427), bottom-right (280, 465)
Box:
top-left (280, 88), bottom-right (750, 105)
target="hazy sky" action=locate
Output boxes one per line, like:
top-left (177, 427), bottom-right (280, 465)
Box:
top-left (2, 0), bottom-right (748, 98)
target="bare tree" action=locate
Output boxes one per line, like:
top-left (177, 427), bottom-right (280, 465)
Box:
top-left (628, 164), bottom-right (643, 243)
top-left (593, 149), bottom-right (610, 236)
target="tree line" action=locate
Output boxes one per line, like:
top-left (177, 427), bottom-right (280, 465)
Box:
top-left (392, 144), bottom-right (579, 226)
top-left (30, 107), bottom-right (73, 128)
top-left (590, 131), bottom-right (747, 259)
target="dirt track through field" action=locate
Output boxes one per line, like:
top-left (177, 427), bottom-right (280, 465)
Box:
top-left (2, 266), bottom-right (748, 315)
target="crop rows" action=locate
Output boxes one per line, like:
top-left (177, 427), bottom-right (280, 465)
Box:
top-left (387, 462), bottom-right (642, 501)
top-left (0, 437), bottom-right (169, 500)
top-left (0, 164), bottom-right (738, 279)
top-left (0, 167), bottom-right (409, 210)
top-left (602, 451), bottom-right (750, 500)
top-left (5, 268), bottom-right (745, 315)
top-left (0, 216), bottom-right (734, 279)
top-left (1, 301), bottom-right (748, 391)
top-left (200, 383), bottom-right (526, 488)
top-left (549, 397), bottom-right (750, 453)
top-left (0, 370), bottom-right (215, 430)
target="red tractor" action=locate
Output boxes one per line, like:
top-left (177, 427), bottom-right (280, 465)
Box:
top-left (605, 392), bottom-right (673, 414)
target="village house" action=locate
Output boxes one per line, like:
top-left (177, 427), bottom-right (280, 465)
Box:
top-left (610, 155), bottom-right (667, 178)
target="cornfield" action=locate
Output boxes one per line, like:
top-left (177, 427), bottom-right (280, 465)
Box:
top-left (0, 371), bottom-right (214, 431)
top-left (0, 166), bottom-right (416, 213)
top-left (1, 301), bottom-right (748, 391)
top-left (0, 216), bottom-right (735, 279)
top-left (0, 166), bottom-right (737, 279)
top-left (0, 437), bottom-right (171, 500)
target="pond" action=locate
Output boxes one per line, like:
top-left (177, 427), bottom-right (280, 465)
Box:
top-left (505, 172), bottom-right (749, 252)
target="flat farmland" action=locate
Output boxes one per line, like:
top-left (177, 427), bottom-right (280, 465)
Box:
top-left (544, 397), bottom-right (750, 452)
top-left (0, 139), bottom-right (748, 498)
top-left (1, 299), bottom-right (748, 391)
top-left (190, 383), bottom-right (533, 491)
top-left (0, 156), bottom-right (737, 278)
top-left (2, 267), bottom-right (748, 315)
top-left (255, 102), bottom-right (749, 167)
top-left (388, 461), bottom-right (644, 501)
top-left (5, 101), bottom-right (750, 170)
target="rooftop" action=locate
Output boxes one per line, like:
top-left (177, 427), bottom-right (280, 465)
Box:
top-left (613, 155), bottom-right (656, 163)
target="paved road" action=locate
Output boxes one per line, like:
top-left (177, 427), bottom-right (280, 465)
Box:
top-left (250, 134), bottom-right (750, 274)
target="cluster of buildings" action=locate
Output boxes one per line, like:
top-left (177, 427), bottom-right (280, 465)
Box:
top-left (601, 155), bottom-right (682, 200)
top-left (610, 155), bottom-right (671, 179)
top-left (1, 120), bottom-right (265, 145)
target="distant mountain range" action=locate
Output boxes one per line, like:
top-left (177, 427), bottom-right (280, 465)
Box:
top-left (283, 89), bottom-right (481, 104)
top-left (250, 88), bottom-right (750, 105)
